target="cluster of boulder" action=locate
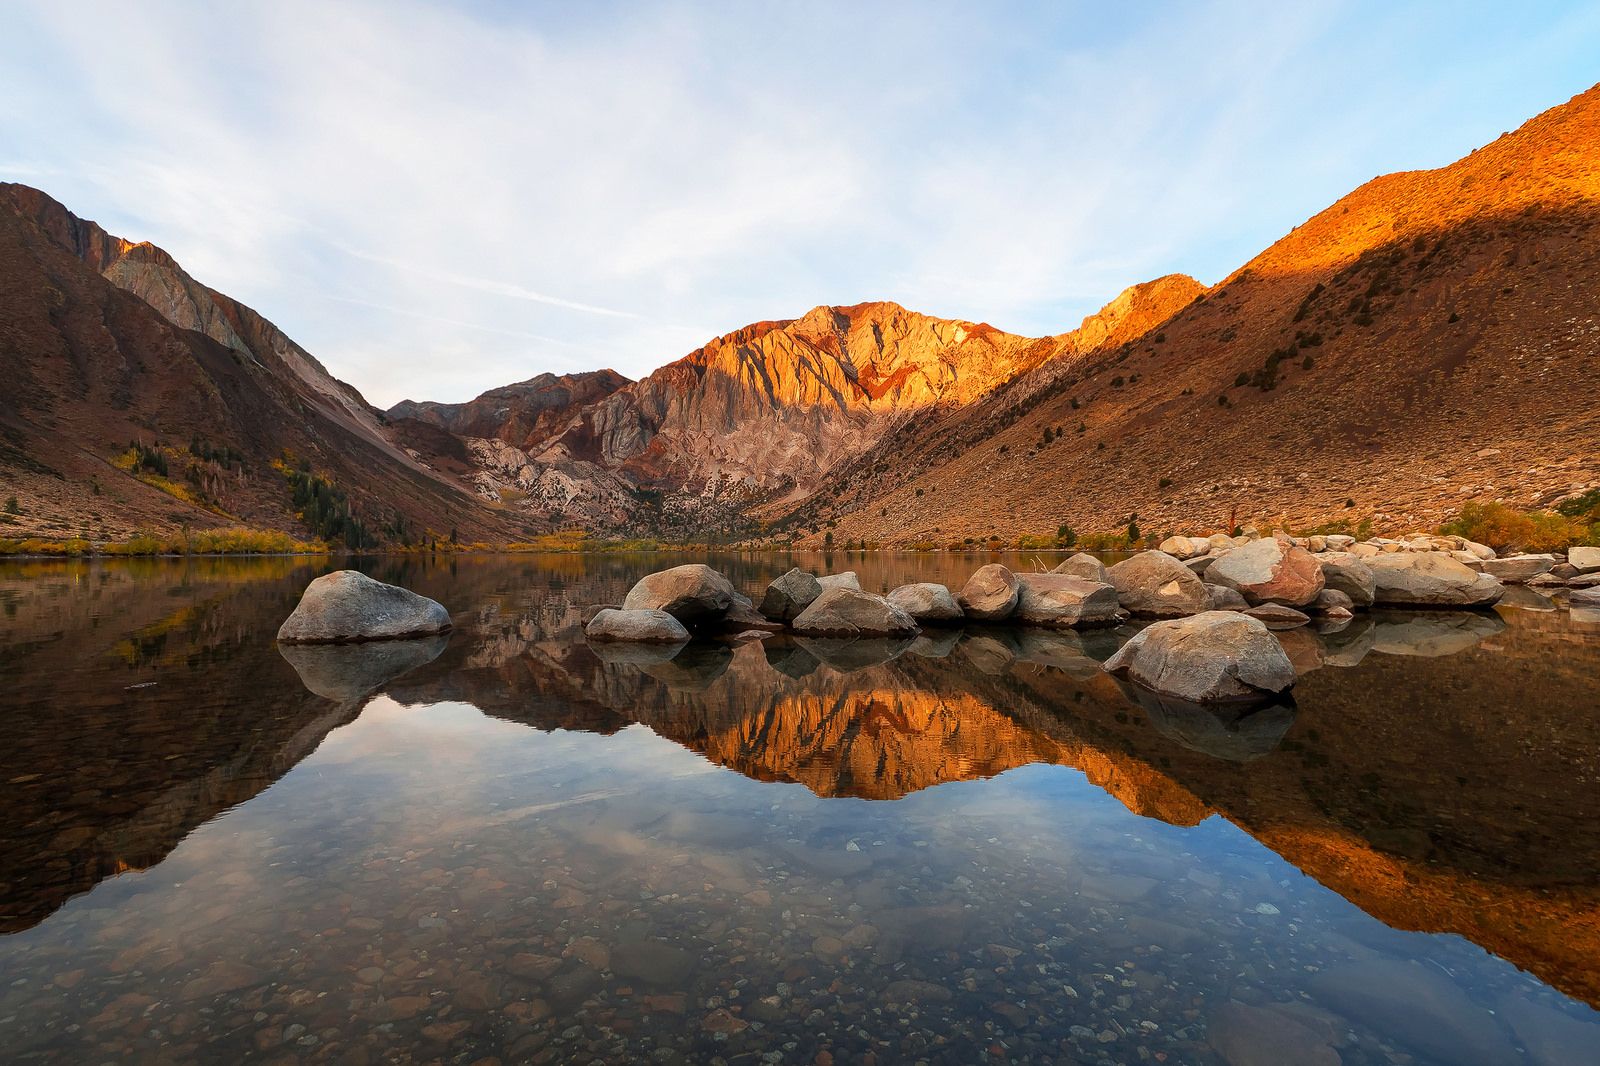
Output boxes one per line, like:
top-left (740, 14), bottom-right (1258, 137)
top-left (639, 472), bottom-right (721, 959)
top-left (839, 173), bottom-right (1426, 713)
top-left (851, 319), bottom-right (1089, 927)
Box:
top-left (585, 561), bottom-right (1139, 649)
top-left (1160, 531), bottom-right (1600, 600)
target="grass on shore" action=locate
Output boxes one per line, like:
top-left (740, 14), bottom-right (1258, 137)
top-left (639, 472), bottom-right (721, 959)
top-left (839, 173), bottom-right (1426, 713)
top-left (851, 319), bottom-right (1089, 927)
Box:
top-left (0, 527), bottom-right (328, 557)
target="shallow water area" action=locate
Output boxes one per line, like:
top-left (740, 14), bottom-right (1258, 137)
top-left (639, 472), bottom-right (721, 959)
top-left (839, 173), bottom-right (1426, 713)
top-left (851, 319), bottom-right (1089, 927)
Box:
top-left (2, 552), bottom-right (1599, 1064)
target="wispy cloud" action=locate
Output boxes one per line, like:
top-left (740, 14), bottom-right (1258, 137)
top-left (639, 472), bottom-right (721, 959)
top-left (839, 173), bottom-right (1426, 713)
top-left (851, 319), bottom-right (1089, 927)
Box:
top-left (3, 1), bottom-right (1598, 407)
top-left (338, 247), bottom-right (641, 319)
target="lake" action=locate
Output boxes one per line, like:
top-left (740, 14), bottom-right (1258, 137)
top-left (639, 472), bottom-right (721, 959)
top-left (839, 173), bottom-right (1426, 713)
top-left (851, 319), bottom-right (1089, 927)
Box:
top-left (1, 552), bottom-right (1598, 1065)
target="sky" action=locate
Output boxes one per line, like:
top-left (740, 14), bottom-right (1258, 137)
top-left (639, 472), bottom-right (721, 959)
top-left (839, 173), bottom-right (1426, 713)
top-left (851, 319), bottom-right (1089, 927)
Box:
top-left (4, 2), bottom-right (1599, 408)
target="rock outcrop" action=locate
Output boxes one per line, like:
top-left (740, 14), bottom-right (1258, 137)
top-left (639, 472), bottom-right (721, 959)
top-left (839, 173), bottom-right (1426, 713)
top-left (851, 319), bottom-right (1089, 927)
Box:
top-left (276, 570), bottom-right (452, 644)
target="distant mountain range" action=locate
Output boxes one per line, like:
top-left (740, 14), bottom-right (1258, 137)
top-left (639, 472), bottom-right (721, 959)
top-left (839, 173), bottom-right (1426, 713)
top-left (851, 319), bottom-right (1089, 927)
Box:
top-left (4, 84), bottom-right (1598, 545)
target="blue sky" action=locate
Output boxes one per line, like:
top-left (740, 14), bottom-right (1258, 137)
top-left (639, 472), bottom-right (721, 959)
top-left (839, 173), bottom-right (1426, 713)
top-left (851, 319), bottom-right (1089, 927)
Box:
top-left (4, 2), bottom-right (1599, 407)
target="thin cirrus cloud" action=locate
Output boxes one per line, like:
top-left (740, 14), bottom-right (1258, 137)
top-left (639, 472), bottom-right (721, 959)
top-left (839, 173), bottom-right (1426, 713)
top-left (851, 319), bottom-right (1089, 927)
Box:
top-left (3, 1), bottom-right (1600, 407)
top-left (336, 248), bottom-right (642, 320)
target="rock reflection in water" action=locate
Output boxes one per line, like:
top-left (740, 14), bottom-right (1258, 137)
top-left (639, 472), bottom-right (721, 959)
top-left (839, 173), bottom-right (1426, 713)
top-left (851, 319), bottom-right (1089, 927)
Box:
top-left (1123, 685), bottom-right (1298, 762)
top-left (2, 555), bottom-right (1599, 1065)
top-left (278, 633), bottom-right (450, 701)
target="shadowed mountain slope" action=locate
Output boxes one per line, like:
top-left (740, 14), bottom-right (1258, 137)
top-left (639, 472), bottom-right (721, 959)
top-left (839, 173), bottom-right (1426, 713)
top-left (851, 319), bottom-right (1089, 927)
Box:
top-left (0, 184), bottom-right (521, 543)
top-left (810, 85), bottom-right (1600, 545)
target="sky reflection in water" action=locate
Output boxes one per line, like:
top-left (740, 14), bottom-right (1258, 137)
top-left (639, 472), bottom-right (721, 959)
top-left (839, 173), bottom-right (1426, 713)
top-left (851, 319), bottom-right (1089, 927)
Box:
top-left (1, 553), bottom-right (1598, 1065)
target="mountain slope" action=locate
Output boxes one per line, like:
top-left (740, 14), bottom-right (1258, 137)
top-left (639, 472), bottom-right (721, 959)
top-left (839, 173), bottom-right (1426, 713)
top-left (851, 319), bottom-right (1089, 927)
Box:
top-left (405, 289), bottom-right (1200, 537)
top-left (814, 84), bottom-right (1600, 546)
top-left (0, 184), bottom-right (519, 543)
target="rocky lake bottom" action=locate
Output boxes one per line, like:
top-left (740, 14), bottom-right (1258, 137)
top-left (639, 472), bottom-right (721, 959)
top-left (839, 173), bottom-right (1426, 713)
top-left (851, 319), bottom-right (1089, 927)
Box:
top-left (1, 552), bottom-right (1598, 1065)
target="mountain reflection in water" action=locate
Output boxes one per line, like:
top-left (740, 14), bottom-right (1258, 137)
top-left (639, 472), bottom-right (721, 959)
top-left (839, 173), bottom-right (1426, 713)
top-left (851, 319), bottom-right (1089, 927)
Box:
top-left (1, 554), bottom-right (1598, 1065)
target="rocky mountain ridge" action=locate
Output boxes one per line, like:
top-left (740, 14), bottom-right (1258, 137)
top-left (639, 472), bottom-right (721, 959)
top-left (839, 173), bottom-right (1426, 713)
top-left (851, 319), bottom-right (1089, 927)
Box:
top-left (5, 83), bottom-right (1599, 545)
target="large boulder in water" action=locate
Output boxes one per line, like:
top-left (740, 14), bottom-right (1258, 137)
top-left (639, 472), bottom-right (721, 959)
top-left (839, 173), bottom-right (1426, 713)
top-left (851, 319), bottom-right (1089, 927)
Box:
top-left (1103, 611), bottom-right (1296, 702)
top-left (1013, 574), bottom-right (1124, 628)
top-left (1317, 552), bottom-right (1377, 607)
top-left (277, 570), bottom-right (451, 644)
top-left (886, 582), bottom-right (963, 624)
top-left (1052, 552), bottom-right (1110, 583)
top-left (1367, 553), bottom-right (1504, 607)
top-left (1106, 551), bottom-right (1210, 617)
top-left (957, 564), bottom-right (1021, 621)
top-left (622, 564), bottom-right (735, 624)
top-left (1206, 536), bottom-right (1324, 607)
top-left (792, 587), bottom-right (919, 637)
top-left (585, 608), bottom-right (691, 644)
top-left (759, 567), bottom-right (823, 622)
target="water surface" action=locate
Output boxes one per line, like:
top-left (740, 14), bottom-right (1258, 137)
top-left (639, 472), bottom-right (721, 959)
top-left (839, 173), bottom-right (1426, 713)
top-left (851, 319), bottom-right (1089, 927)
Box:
top-left (2, 553), bottom-right (1598, 1064)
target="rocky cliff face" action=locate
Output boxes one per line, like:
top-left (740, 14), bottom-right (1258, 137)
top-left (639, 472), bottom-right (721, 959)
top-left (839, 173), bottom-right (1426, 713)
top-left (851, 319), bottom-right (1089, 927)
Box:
top-left (389, 369), bottom-right (629, 452)
top-left (407, 294), bottom-right (1186, 537)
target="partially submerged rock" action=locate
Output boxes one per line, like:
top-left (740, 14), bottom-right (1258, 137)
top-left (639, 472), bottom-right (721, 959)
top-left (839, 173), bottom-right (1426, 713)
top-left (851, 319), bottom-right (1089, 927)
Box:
top-left (1368, 553), bottom-right (1504, 608)
top-left (1205, 583), bottom-right (1250, 611)
top-left (585, 607), bottom-right (691, 644)
top-left (1106, 551), bottom-right (1211, 617)
top-left (1103, 611), bottom-right (1296, 702)
top-left (1310, 588), bottom-right (1354, 614)
top-left (277, 570), bottom-right (451, 644)
top-left (817, 572), bottom-right (862, 592)
top-left (759, 567), bottom-right (823, 622)
top-left (1052, 552), bottom-right (1110, 583)
top-left (1244, 603), bottom-right (1311, 630)
top-left (791, 587), bottom-right (919, 637)
top-left (957, 564), bottom-right (1021, 621)
top-left (886, 582), bottom-right (964, 624)
top-left (1481, 554), bottom-right (1556, 583)
top-left (1317, 553), bottom-right (1376, 607)
top-left (1013, 573), bottom-right (1123, 628)
top-left (1206, 536), bottom-right (1324, 607)
top-left (622, 564), bottom-right (735, 624)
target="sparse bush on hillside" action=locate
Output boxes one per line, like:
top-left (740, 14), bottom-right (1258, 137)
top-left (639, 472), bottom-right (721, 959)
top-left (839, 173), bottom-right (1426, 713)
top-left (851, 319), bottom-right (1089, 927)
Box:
top-left (3, 496), bottom-right (17, 515)
top-left (1440, 501), bottom-right (1595, 553)
top-left (1557, 488), bottom-right (1600, 524)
